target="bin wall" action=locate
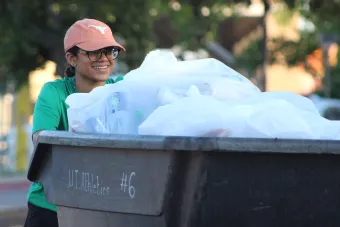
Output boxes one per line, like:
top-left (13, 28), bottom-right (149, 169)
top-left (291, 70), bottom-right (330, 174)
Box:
top-left (27, 131), bottom-right (340, 227)
top-left (50, 145), bottom-right (174, 215)
top-left (190, 151), bottom-right (340, 227)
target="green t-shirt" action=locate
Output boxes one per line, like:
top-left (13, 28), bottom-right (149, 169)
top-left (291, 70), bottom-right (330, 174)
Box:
top-left (27, 76), bottom-right (123, 212)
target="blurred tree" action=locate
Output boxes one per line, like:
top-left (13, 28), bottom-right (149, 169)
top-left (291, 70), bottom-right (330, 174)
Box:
top-left (269, 0), bottom-right (340, 98)
top-left (231, 0), bottom-right (340, 97)
top-left (0, 0), bottom-right (251, 90)
top-left (0, 0), bottom-right (311, 91)
top-left (300, 0), bottom-right (340, 98)
top-left (0, 0), bottom-right (155, 89)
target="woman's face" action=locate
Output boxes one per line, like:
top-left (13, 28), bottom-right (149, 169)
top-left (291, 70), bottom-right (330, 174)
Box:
top-left (68, 47), bottom-right (117, 82)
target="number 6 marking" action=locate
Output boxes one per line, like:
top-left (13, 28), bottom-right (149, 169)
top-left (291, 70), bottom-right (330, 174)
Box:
top-left (129, 172), bottom-right (136, 199)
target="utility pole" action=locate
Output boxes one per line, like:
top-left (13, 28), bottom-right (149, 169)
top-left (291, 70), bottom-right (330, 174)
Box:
top-left (320, 34), bottom-right (338, 98)
top-left (259, 0), bottom-right (270, 91)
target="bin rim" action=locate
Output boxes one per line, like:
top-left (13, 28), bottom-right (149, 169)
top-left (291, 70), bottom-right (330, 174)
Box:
top-left (37, 130), bottom-right (340, 154)
top-left (27, 130), bottom-right (340, 182)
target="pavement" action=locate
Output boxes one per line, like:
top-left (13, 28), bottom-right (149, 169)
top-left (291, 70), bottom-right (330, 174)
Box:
top-left (0, 206), bottom-right (27, 227)
top-left (0, 176), bottom-right (30, 227)
top-left (0, 176), bottom-right (30, 191)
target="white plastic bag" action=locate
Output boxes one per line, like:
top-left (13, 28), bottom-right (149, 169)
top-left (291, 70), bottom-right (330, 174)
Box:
top-left (139, 95), bottom-right (231, 136)
top-left (241, 99), bottom-right (317, 139)
top-left (65, 82), bottom-right (154, 134)
top-left (124, 50), bottom-right (261, 102)
top-left (140, 87), bottom-right (340, 139)
top-left (258, 91), bottom-right (320, 115)
top-left (221, 92), bottom-right (334, 139)
top-left (300, 111), bottom-right (340, 140)
top-left (65, 49), bottom-right (340, 140)
top-left (67, 48), bottom-right (259, 135)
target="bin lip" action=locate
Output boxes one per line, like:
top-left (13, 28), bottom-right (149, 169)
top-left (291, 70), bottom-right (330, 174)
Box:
top-left (28, 130), bottom-right (340, 182)
top-left (37, 130), bottom-right (340, 155)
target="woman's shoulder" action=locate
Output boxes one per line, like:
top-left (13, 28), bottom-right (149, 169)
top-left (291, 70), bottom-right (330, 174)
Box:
top-left (39, 80), bottom-right (60, 96)
top-left (39, 77), bottom-right (75, 99)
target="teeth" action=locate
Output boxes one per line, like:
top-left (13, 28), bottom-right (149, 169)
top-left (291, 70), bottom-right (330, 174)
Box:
top-left (94, 66), bottom-right (108, 69)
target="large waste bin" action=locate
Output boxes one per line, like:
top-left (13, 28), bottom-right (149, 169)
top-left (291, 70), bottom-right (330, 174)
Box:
top-left (28, 130), bottom-right (340, 227)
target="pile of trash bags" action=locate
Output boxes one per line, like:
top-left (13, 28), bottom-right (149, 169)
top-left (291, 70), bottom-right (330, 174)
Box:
top-left (65, 50), bottom-right (340, 140)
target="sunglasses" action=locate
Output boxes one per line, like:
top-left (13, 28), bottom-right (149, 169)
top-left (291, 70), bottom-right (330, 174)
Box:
top-left (79, 47), bottom-right (120, 62)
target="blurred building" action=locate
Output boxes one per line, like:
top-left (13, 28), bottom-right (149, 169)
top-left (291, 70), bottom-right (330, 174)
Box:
top-left (29, 61), bottom-right (59, 104)
top-left (153, 0), bottom-right (321, 95)
top-left (228, 2), bottom-right (317, 95)
top-left (0, 61), bottom-right (58, 172)
top-left (0, 93), bottom-right (14, 170)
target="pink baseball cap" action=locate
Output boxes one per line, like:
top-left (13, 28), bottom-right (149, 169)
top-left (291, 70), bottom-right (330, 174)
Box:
top-left (64, 18), bottom-right (126, 52)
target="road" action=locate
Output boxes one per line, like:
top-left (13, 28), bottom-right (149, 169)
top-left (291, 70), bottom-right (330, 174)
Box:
top-left (0, 188), bottom-right (28, 227)
top-left (0, 189), bottom-right (27, 210)
top-left (0, 207), bottom-right (27, 227)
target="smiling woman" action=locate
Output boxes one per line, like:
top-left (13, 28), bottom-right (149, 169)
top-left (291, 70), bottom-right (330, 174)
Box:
top-left (64, 45), bottom-right (121, 84)
top-left (24, 18), bottom-right (125, 227)
top-left (63, 19), bottom-right (125, 92)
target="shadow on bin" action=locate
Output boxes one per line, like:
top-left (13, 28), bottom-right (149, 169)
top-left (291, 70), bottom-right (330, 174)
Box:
top-left (27, 131), bottom-right (340, 227)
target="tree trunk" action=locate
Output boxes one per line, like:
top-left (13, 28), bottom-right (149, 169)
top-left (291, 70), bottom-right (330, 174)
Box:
top-left (260, 0), bottom-right (270, 91)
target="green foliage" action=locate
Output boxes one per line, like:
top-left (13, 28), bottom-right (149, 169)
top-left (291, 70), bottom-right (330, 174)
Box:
top-left (272, 7), bottom-right (296, 27)
top-left (232, 0), bottom-right (340, 98)
top-left (2, 0), bottom-right (338, 93)
top-left (0, 0), bottom-right (255, 90)
top-left (0, 0), bottom-right (155, 90)
top-left (286, 0), bottom-right (340, 98)
top-left (303, 0), bottom-right (340, 33)
top-left (234, 39), bottom-right (263, 75)
top-left (270, 32), bottom-right (319, 66)
top-left (327, 53), bottom-right (340, 99)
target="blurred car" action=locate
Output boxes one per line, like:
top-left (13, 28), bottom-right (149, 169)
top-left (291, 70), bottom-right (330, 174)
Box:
top-left (309, 94), bottom-right (340, 120)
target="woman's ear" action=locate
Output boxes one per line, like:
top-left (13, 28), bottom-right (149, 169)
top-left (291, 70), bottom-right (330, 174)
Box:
top-left (65, 52), bottom-right (77, 66)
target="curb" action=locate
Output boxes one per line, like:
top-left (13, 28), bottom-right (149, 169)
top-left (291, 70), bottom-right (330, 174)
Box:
top-left (0, 205), bottom-right (27, 214)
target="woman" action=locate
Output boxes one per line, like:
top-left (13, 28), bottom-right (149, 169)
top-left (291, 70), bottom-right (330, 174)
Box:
top-left (24, 18), bottom-right (125, 227)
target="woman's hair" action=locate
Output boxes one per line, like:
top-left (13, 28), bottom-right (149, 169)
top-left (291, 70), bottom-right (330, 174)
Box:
top-left (64, 46), bottom-right (80, 77)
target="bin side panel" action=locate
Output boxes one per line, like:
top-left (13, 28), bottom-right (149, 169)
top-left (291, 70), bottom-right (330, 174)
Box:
top-left (28, 143), bottom-right (51, 182)
top-left (27, 144), bottom-right (57, 203)
top-left (50, 145), bottom-right (173, 216)
top-left (192, 152), bottom-right (340, 227)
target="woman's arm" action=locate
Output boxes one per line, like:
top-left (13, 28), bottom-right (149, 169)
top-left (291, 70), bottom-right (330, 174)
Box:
top-left (32, 83), bottom-right (61, 146)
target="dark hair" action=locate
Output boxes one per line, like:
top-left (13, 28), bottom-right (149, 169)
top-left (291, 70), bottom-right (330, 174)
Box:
top-left (64, 46), bottom-right (80, 77)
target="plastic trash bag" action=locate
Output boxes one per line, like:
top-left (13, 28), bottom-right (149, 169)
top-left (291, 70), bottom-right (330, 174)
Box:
top-left (241, 99), bottom-right (317, 139)
top-left (65, 49), bottom-right (340, 140)
top-left (258, 92), bottom-right (320, 115)
top-left (65, 82), bottom-right (153, 134)
top-left (139, 94), bottom-right (231, 137)
top-left (140, 87), bottom-right (340, 140)
top-left (66, 49), bottom-right (261, 135)
top-left (124, 50), bottom-right (261, 101)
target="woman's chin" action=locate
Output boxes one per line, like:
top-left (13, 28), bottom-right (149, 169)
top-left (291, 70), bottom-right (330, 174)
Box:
top-left (90, 71), bottom-right (111, 82)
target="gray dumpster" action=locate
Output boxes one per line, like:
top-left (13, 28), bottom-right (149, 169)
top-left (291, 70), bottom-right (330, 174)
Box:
top-left (28, 130), bottom-right (340, 227)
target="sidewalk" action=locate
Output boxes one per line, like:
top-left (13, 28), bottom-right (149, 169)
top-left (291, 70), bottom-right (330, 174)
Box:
top-left (0, 205), bottom-right (27, 227)
top-left (0, 176), bottom-right (30, 191)
top-left (0, 176), bottom-right (29, 215)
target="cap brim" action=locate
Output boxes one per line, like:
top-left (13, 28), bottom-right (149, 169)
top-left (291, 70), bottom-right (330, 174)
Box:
top-left (77, 38), bottom-right (126, 52)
